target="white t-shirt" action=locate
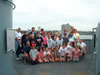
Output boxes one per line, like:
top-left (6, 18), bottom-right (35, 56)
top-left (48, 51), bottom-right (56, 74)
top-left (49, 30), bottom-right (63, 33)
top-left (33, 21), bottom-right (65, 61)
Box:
top-left (59, 47), bottom-right (67, 56)
top-left (15, 32), bottom-right (22, 40)
top-left (79, 42), bottom-right (86, 49)
top-left (57, 39), bottom-right (63, 46)
top-left (52, 40), bottom-right (57, 48)
top-left (44, 51), bottom-right (50, 56)
top-left (69, 38), bottom-right (74, 42)
top-left (66, 44), bottom-right (73, 53)
top-left (47, 38), bottom-right (53, 48)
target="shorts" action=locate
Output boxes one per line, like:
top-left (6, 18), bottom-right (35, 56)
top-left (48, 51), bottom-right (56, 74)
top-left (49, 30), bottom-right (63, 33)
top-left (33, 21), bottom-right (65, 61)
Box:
top-left (43, 44), bottom-right (47, 48)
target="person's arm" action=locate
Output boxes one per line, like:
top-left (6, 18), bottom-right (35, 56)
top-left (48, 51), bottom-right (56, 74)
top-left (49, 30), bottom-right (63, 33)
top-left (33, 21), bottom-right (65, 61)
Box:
top-left (41, 37), bottom-right (43, 47)
top-left (72, 49), bottom-right (74, 57)
top-left (30, 54), bottom-right (35, 61)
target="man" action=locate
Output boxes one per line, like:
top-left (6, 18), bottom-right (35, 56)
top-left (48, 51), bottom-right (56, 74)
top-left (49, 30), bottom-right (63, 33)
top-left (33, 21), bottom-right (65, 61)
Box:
top-left (78, 40), bottom-right (86, 58)
top-left (15, 28), bottom-right (22, 60)
top-left (30, 27), bottom-right (36, 38)
top-left (23, 41), bottom-right (31, 62)
top-left (35, 32), bottom-right (43, 50)
top-left (21, 31), bottom-right (26, 49)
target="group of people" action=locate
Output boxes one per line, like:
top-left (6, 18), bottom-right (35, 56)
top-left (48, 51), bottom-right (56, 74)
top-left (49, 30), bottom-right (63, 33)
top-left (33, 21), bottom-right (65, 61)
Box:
top-left (15, 26), bottom-right (86, 65)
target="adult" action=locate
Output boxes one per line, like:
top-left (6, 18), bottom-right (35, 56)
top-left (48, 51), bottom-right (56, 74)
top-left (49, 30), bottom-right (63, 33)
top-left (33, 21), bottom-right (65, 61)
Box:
top-left (30, 27), bottom-right (36, 38)
top-left (78, 40), bottom-right (86, 57)
top-left (21, 31), bottom-right (27, 48)
top-left (47, 34), bottom-right (53, 49)
top-left (23, 41), bottom-right (31, 62)
top-left (35, 32), bottom-right (43, 50)
top-left (73, 29), bottom-right (80, 40)
top-left (15, 28), bottom-right (22, 60)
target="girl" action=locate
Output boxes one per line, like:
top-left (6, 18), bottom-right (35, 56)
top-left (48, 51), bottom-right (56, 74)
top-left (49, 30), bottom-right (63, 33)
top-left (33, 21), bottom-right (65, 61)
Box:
top-left (42, 33), bottom-right (47, 48)
top-left (72, 45), bottom-right (80, 62)
top-left (66, 42), bottom-right (74, 62)
top-left (38, 48), bottom-right (44, 63)
top-left (59, 43), bottom-right (67, 62)
top-left (43, 47), bottom-right (50, 62)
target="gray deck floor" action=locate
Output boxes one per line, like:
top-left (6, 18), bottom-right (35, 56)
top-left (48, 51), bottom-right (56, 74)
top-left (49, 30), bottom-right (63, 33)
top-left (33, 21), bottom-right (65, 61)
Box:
top-left (13, 54), bottom-right (93, 75)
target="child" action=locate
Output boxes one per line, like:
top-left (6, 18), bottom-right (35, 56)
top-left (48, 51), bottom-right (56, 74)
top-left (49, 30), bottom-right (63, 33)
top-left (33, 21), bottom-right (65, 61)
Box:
top-left (57, 35), bottom-right (63, 48)
top-left (49, 48), bottom-right (55, 62)
top-left (66, 42), bottom-right (74, 62)
top-left (43, 47), bottom-right (50, 62)
top-left (54, 46), bottom-right (60, 62)
top-left (72, 45), bottom-right (80, 62)
top-left (59, 43), bottom-right (67, 62)
top-left (38, 48), bottom-right (44, 63)
top-left (29, 44), bottom-right (38, 65)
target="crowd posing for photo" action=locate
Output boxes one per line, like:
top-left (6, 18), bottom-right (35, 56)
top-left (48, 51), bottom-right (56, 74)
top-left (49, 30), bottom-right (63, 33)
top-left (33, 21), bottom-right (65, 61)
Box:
top-left (15, 26), bottom-right (86, 65)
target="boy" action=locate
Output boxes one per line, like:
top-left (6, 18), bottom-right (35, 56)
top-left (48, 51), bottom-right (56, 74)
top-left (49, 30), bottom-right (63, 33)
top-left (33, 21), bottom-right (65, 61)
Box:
top-left (54, 46), bottom-right (60, 62)
top-left (29, 44), bottom-right (38, 65)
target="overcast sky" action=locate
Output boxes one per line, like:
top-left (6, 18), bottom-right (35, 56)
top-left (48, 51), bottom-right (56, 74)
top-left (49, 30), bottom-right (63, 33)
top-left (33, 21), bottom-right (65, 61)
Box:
top-left (13, 0), bottom-right (100, 31)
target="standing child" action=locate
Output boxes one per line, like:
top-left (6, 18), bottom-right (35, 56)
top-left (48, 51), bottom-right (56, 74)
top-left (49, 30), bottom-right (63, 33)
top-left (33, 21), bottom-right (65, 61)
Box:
top-left (59, 43), bottom-right (67, 62)
top-left (29, 44), bottom-right (38, 65)
top-left (72, 45), bottom-right (80, 62)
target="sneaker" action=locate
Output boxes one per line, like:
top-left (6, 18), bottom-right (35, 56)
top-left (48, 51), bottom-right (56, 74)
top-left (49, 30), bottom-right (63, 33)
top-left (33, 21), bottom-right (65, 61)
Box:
top-left (16, 58), bottom-right (20, 61)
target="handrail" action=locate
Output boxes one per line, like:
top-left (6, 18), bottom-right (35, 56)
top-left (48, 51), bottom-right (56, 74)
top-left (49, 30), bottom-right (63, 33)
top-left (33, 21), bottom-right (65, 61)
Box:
top-left (4, 0), bottom-right (16, 10)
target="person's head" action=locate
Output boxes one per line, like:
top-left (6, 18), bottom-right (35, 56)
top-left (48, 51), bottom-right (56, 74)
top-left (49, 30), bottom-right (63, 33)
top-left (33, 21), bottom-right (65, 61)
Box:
top-left (40, 48), bottom-right (43, 52)
top-left (79, 40), bottom-right (82, 44)
top-left (53, 36), bottom-right (57, 40)
top-left (70, 32), bottom-right (74, 36)
top-left (31, 44), bottom-right (36, 50)
top-left (32, 27), bottom-right (35, 32)
top-left (59, 35), bottom-right (62, 40)
top-left (17, 28), bottom-right (21, 32)
top-left (70, 42), bottom-right (74, 47)
top-left (64, 33), bottom-right (66, 37)
top-left (28, 34), bottom-right (32, 38)
top-left (55, 32), bottom-right (59, 37)
top-left (42, 32), bottom-right (46, 37)
top-left (37, 31), bottom-right (40, 37)
top-left (41, 28), bottom-right (44, 32)
top-left (26, 41), bottom-right (30, 47)
top-left (71, 26), bottom-right (74, 30)
top-left (45, 47), bottom-right (48, 52)
top-left (74, 39), bottom-right (78, 43)
top-left (62, 43), bottom-right (66, 48)
top-left (75, 45), bottom-right (79, 50)
top-left (64, 29), bottom-right (67, 33)
top-left (48, 34), bottom-right (51, 39)
top-left (69, 34), bottom-right (72, 38)
top-left (25, 35), bottom-right (29, 39)
top-left (23, 31), bottom-right (26, 35)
